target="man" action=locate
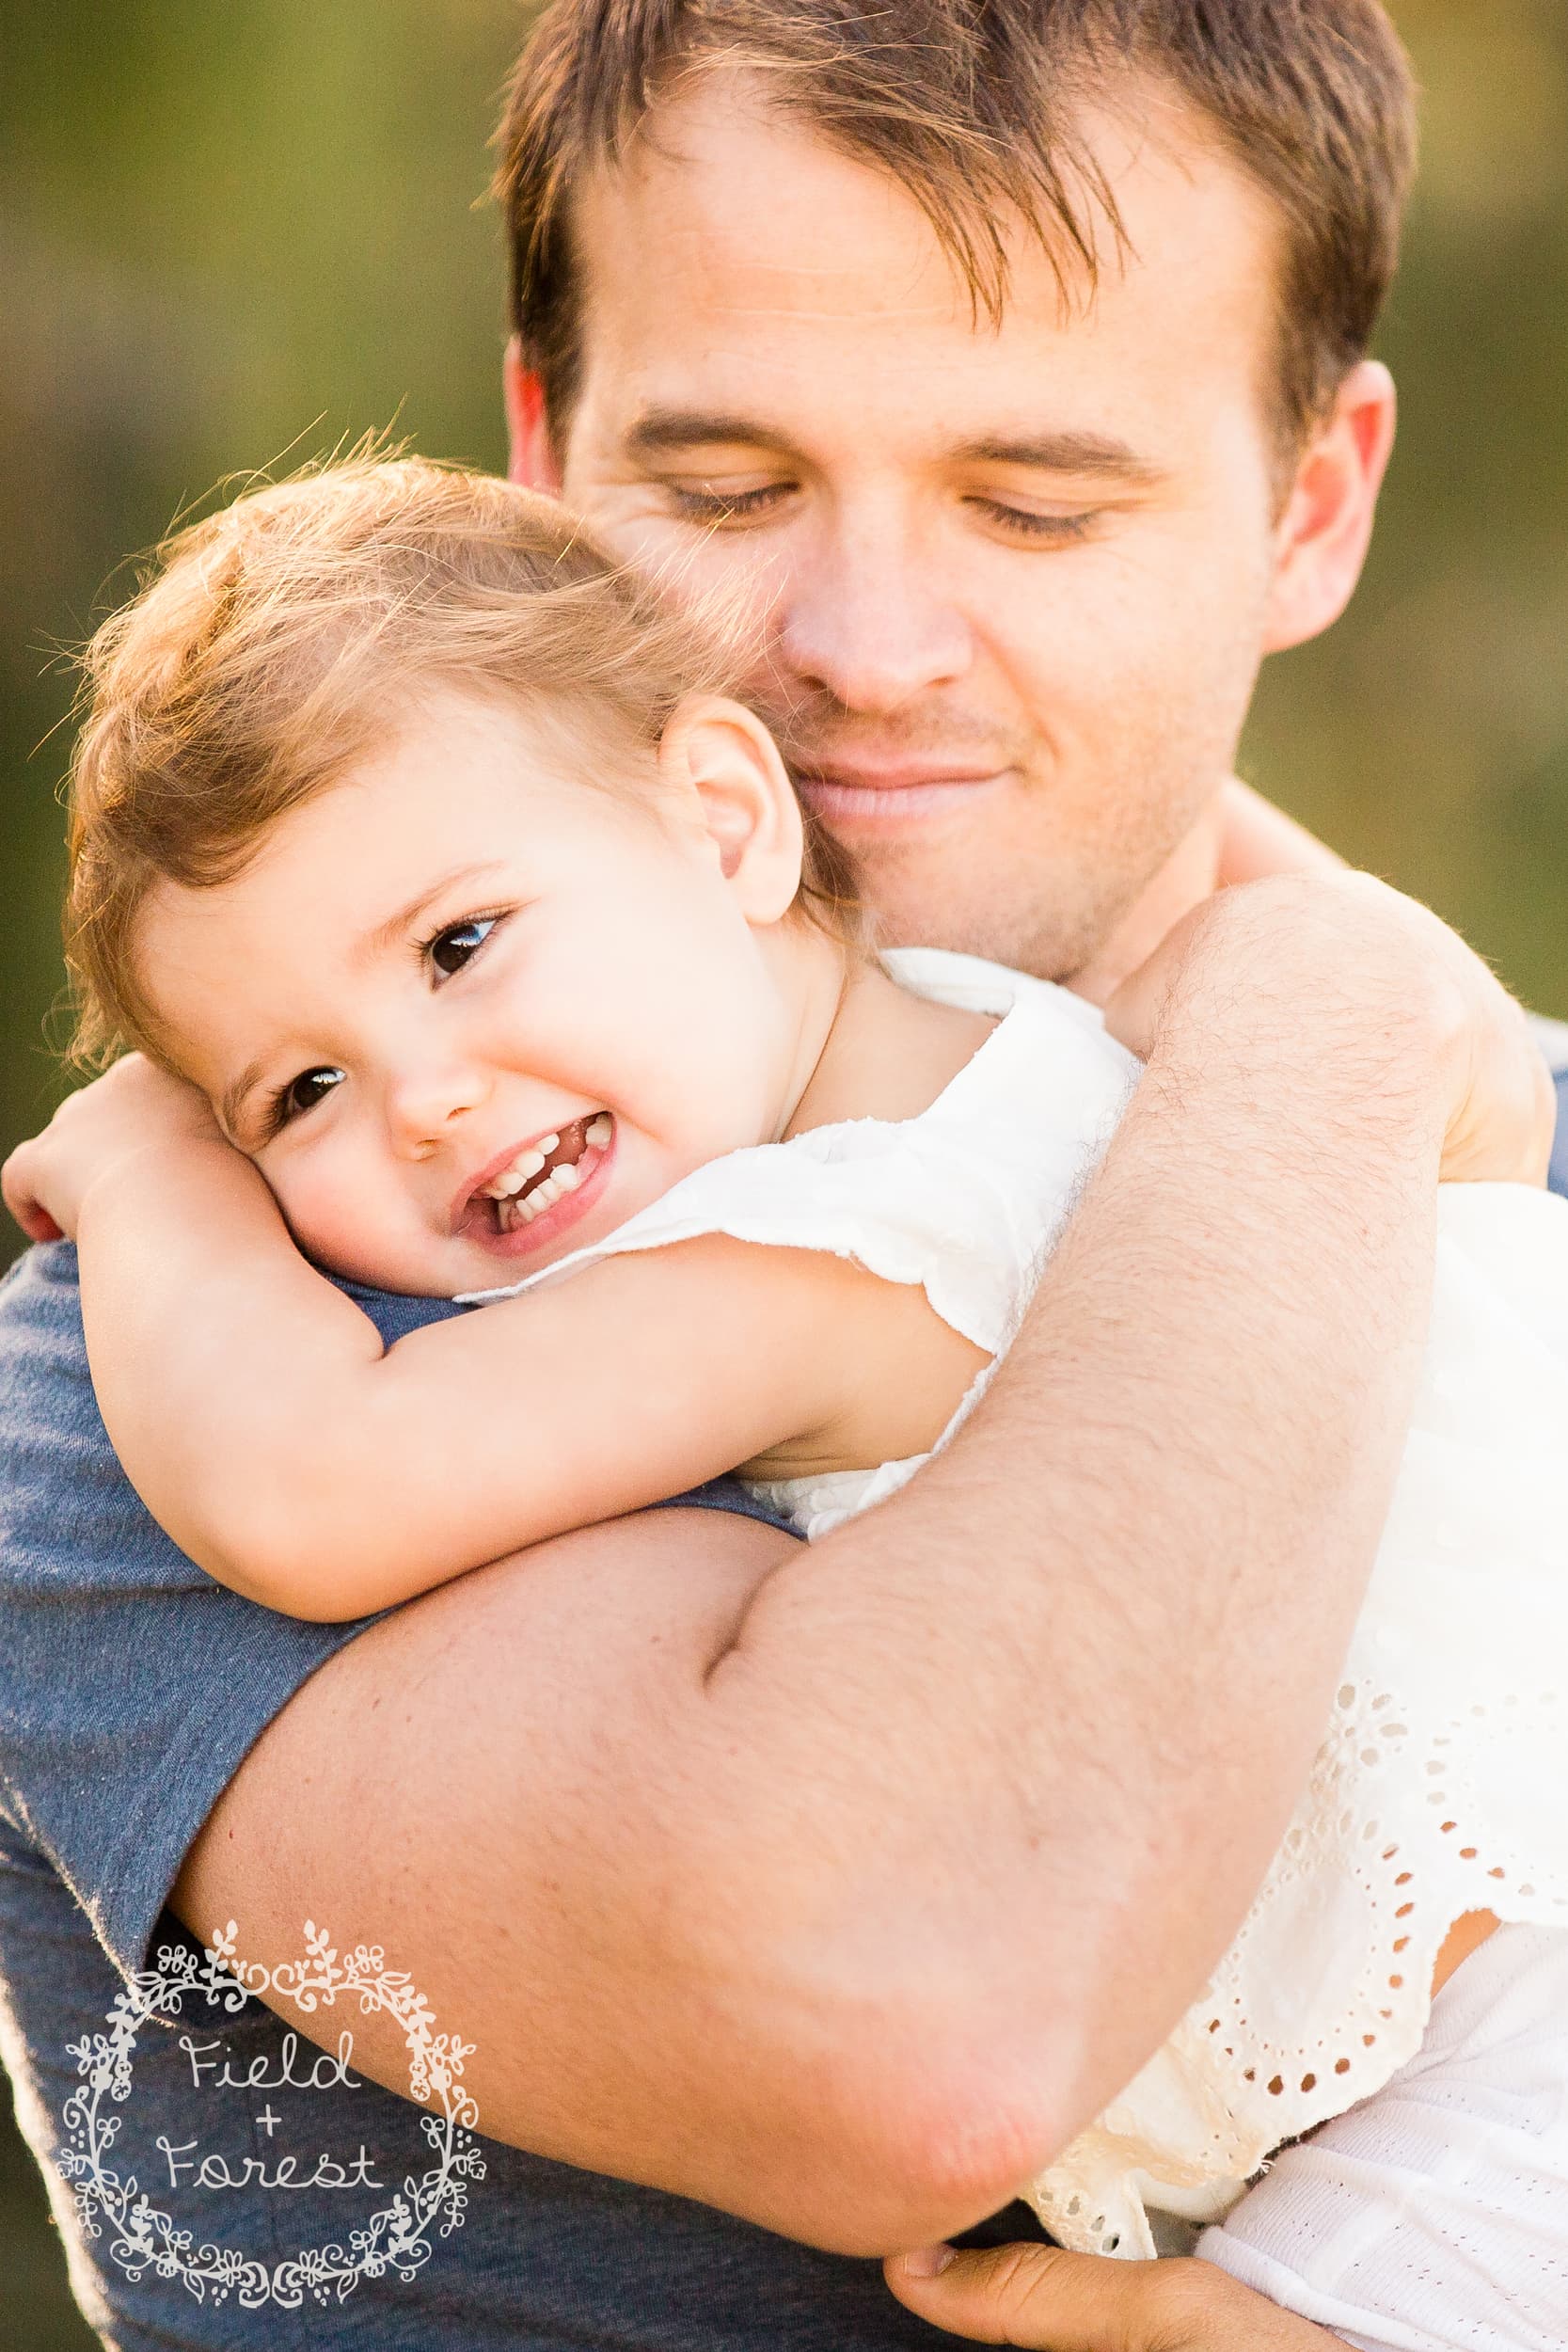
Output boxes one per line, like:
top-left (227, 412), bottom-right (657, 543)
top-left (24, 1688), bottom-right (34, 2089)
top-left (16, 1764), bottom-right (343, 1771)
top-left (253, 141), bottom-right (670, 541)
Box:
top-left (0, 6), bottom-right (1560, 2349)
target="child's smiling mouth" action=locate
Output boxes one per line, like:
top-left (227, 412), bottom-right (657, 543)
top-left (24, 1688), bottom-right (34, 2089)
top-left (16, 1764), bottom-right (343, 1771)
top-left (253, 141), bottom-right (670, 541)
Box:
top-left (456, 1113), bottom-right (617, 1254)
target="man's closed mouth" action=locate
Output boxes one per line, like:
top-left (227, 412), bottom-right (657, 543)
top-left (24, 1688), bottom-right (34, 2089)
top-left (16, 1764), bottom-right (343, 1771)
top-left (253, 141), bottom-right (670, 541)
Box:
top-left (796, 765), bottom-right (1013, 828)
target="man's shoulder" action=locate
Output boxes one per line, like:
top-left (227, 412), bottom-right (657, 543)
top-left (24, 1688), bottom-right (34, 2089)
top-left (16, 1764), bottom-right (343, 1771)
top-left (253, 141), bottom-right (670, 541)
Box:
top-left (0, 1237), bottom-right (470, 1356)
top-left (0, 1244), bottom-right (114, 1477)
top-left (1531, 1012), bottom-right (1568, 1070)
top-left (1533, 1014), bottom-right (1568, 1200)
top-left (0, 1237), bottom-right (87, 1354)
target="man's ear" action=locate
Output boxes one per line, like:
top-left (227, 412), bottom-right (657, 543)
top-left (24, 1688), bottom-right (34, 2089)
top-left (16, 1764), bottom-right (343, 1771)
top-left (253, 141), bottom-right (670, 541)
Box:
top-left (1263, 361), bottom-right (1397, 654)
top-left (657, 697), bottom-right (805, 926)
top-left (504, 337), bottom-right (562, 492)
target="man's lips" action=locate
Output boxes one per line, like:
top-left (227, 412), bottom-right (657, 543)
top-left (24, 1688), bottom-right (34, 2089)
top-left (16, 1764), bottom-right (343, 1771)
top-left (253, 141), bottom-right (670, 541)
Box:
top-left (797, 766), bottom-right (1011, 826)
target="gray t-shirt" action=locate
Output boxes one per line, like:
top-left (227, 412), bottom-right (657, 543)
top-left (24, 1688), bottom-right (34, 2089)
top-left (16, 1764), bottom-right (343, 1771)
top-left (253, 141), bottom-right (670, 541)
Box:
top-left (0, 1242), bottom-right (1047, 2349)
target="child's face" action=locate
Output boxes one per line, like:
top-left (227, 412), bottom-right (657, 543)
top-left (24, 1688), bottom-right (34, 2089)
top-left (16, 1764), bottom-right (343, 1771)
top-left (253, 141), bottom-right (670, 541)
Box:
top-left (135, 690), bottom-right (814, 1294)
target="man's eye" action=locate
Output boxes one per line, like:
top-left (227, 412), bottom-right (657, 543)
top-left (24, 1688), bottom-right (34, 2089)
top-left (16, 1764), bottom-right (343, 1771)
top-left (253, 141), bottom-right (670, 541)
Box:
top-left (970, 501), bottom-right (1099, 545)
top-left (427, 916), bottom-right (497, 977)
top-left (271, 1068), bottom-right (344, 1129)
top-left (666, 482), bottom-right (796, 527)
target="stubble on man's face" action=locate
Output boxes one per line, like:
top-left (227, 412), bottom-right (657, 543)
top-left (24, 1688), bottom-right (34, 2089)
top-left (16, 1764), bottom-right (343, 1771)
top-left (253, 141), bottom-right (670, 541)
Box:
top-left (536, 69), bottom-right (1289, 984)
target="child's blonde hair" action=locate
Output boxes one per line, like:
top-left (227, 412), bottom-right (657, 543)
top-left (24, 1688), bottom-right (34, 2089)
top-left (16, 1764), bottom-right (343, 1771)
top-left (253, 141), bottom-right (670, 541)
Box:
top-left (66, 454), bottom-right (857, 1064)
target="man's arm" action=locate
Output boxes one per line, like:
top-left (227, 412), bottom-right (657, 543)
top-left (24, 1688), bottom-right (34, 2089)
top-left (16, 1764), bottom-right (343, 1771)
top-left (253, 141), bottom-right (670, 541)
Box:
top-left (173, 878), bottom-right (1552, 2256)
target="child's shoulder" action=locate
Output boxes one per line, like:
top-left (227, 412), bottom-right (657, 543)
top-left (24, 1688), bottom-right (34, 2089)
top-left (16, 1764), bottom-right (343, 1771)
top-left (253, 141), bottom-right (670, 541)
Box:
top-left (877, 947), bottom-right (1140, 1124)
top-left (880, 945), bottom-right (1109, 1033)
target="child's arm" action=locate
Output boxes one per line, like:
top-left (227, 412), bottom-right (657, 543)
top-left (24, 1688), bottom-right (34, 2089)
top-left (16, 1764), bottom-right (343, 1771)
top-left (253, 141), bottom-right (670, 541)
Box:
top-left (3, 1057), bottom-right (985, 1620)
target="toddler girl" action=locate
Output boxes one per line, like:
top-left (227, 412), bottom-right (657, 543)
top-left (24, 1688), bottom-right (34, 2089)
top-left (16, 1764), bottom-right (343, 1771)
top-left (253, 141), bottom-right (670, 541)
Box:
top-left (8, 458), bottom-right (1568, 2344)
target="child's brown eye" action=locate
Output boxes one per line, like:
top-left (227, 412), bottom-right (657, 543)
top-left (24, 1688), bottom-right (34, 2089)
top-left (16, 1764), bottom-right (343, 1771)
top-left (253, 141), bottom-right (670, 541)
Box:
top-left (280, 1068), bottom-right (343, 1123)
top-left (429, 917), bottom-right (495, 977)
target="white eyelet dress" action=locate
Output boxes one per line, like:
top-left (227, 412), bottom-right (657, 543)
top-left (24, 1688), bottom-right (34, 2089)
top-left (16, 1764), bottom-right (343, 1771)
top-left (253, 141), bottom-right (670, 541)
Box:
top-left (466, 947), bottom-right (1568, 2305)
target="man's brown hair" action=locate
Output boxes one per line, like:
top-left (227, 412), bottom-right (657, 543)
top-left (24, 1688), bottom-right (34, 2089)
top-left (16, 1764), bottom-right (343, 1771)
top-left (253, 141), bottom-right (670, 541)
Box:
top-left (496, 0), bottom-right (1418, 453)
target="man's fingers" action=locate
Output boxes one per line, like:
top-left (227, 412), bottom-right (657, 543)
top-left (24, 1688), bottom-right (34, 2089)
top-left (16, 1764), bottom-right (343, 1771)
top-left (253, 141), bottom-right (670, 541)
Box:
top-left (885, 2246), bottom-right (1352, 2350)
top-left (884, 2240), bottom-right (1164, 2348)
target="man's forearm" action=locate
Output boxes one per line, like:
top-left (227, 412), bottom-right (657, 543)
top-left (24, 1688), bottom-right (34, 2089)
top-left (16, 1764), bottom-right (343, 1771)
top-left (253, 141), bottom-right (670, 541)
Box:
top-left (672, 895), bottom-right (1445, 2210)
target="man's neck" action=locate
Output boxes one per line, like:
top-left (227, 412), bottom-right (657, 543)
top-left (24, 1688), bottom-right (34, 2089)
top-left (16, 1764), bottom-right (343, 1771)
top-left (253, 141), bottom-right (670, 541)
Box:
top-left (1069, 796), bottom-right (1227, 1009)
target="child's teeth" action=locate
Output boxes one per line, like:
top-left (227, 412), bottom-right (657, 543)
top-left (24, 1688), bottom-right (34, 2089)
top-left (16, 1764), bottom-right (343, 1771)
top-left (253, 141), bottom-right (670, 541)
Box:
top-left (484, 1146), bottom-right (548, 1200)
top-left (491, 1114), bottom-right (613, 1233)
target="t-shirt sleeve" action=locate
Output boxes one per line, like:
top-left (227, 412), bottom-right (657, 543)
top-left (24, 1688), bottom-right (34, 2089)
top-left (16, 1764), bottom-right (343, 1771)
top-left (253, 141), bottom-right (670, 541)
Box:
top-left (0, 1245), bottom-right (446, 1986)
top-left (0, 1243), bottom-right (790, 1991)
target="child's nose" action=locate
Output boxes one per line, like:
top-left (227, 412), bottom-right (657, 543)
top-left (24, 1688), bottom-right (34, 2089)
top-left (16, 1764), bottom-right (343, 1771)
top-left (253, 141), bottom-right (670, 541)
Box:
top-left (387, 1057), bottom-right (492, 1155)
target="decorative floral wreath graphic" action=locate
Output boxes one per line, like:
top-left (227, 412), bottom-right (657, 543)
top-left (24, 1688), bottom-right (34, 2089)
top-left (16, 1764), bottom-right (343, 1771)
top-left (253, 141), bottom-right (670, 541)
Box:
top-left (57, 1919), bottom-right (485, 2308)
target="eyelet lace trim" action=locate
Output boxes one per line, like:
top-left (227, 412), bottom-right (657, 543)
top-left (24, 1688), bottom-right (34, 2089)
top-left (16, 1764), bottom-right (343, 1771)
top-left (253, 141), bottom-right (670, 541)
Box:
top-left (1028, 1677), bottom-right (1568, 2259)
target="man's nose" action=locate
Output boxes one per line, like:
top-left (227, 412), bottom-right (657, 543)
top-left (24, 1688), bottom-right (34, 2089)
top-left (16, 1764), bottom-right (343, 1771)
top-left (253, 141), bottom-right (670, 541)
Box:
top-left (774, 511), bottom-right (973, 713)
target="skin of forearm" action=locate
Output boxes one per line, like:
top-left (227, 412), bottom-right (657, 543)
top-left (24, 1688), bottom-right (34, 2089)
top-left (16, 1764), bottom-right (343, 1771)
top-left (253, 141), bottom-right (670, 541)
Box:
top-left (657, 940), bottom-right (1444, 2223)
top-left (76, 1152), bottom-right (873, 1613)
top-left (74, 1143), bottom-right (388, 1576)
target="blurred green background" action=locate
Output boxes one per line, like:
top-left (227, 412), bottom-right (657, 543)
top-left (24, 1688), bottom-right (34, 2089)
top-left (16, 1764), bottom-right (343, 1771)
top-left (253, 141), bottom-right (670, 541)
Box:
top-left (1, 0), bottom-right (1565, 2338)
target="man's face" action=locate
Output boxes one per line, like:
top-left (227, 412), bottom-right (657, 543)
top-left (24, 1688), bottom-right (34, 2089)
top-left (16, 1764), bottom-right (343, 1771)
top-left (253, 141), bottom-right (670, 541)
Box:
top-left (517, 74), bottom-right (1308, 981)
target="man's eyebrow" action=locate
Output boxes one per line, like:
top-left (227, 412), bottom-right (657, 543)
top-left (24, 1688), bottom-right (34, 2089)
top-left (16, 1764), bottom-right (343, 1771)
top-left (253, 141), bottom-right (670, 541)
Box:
top-left (625, 410), bottom-right (1165, 487)
top-left (625, 409), bottom-right (796, 458)
top-left (955, 431), bottom-right (1168, 485)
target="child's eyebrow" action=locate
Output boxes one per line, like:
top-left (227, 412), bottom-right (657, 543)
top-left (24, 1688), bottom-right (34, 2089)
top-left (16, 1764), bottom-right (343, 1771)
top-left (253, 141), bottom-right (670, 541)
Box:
top-left (355, 863), bottom-right (509, 963)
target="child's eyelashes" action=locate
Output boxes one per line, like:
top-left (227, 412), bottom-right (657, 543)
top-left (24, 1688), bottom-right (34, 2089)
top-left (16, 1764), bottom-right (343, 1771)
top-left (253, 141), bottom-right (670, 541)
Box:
top-left (423, 913), bottom-right (500, 978)
top-left (266, 1066), bottom-right (345, 1135)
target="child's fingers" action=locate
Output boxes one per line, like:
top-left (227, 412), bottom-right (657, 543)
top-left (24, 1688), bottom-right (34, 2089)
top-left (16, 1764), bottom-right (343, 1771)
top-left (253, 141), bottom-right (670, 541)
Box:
top-left (1, 1145), bottom-right (65, 1243)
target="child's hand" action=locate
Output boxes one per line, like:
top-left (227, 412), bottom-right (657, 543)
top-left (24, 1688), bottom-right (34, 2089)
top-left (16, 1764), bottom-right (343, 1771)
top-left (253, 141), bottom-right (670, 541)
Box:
top-left (2, 1055), bottom-right (227, 1244)
top-left (1102, 872), bottom-right (1556, 1188)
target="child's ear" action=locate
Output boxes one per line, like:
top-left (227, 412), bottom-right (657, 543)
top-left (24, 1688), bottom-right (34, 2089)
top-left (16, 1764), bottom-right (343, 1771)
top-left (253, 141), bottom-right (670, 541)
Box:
top-left (657, 696), bottom-right (805, 925)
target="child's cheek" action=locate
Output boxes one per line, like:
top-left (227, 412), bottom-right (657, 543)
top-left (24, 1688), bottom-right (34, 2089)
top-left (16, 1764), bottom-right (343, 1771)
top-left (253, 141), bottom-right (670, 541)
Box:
top-left (269, 1152), bottom-right (377, 1285)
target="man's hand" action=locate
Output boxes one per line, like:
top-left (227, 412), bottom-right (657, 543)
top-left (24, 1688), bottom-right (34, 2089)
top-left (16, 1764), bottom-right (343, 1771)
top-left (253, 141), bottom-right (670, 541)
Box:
top-left (2, 1053), bottom-right (227, 1243)
top-left (1103, 871), bottom-right (1556, 1187)
top-left (885, 2244), bottom-right (1347, 2350)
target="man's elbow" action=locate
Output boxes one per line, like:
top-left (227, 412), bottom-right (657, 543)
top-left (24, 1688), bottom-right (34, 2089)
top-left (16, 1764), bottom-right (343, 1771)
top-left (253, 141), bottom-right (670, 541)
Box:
top-left (719, 2003), bottom-right (1081, 2254)
top-left (645, 1921), bottom-right (1094, 2254)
